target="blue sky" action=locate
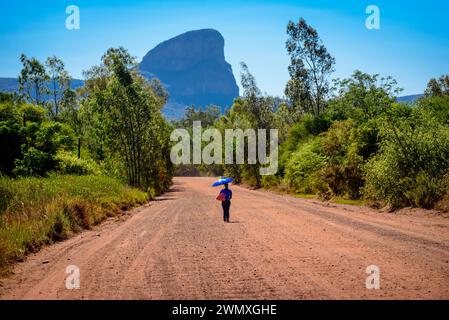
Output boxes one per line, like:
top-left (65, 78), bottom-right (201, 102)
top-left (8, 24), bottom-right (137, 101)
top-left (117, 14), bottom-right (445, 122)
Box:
top-left (0, 0), bottom-right (448, 96)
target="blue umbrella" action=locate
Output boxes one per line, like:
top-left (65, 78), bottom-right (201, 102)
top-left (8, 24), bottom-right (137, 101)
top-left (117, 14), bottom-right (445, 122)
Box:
top-left (212, 177), bottom-right (234, 187)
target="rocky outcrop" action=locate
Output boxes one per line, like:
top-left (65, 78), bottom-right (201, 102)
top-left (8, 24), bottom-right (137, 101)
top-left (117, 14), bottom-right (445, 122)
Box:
top-left (139, 29), bottom-right (239, 118)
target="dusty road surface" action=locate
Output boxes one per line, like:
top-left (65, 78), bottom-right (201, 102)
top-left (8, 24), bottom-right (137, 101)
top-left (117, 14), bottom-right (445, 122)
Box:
top-left (1, 177), bottom-right (449, 299)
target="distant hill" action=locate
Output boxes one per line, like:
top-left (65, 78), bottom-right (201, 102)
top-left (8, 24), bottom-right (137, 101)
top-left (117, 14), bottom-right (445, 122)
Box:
top-left (396, 94), bottom-right (424, 103)
top-left (139, 29), bottom-right (239, 118)
top-left (0, 77), bottom-right (84, 100)
top-left (0, 77), bottom-right (20, 92)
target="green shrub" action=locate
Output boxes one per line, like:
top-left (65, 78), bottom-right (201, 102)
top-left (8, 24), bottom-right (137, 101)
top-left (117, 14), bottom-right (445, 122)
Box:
top-left (55, 151), bottom-right (102, 175)
top-left (147, 186), bottom-right (157, 200)
top-left (320, 120), bottom-right (369, 199)
top-left (364, 149), bottom-right (449, 209)
top-left (261, 175), bottom-right (281, 189)
top-left (404, 172), bottom-right (449, 209)
top-left (362, 147), bottom-right (404, 207)
top-left (285, 138), bottom-right (328, 195)
top-left (281, 114), bottom-right (331, 155)
top-left (13, 147), bottom-right (55, 176)
top-left (418, 95), bottom-right (449, 125)
top-left (34, 122), bottom-right (75, 155)
top-left (364, 107), bottom-right (449, 209)
top-left (10, 120), bottom-right (76, 177)
top-left (18, 103), bottom-right (46, 123)
top-left (241, 167), bottom-right (261, 187)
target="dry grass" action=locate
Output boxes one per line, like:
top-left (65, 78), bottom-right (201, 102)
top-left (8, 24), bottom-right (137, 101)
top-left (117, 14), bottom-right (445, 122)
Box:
top-left (0, 175), bottom-right (148, 275)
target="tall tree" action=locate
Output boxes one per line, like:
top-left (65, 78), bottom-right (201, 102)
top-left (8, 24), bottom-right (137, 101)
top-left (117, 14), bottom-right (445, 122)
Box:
top-left (285, 18), bottom-right (335, 116)
top-left (425, 75), bottom-right (449, 97)
top-left (46, 56), bottom-right (70, 117)
top-left (240, 62), bottom-right (273, 130)
top-left (18, 54), bottom-right (49, 106)
top-left (232, 63), bottom-right (275, 187)
top-left (83, 47), bottom-right (172, 191)
top-left (60, 87), bottom-right (81, 134)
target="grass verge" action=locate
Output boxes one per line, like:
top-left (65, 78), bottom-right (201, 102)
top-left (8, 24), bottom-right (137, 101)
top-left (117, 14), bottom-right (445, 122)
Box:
top-left (0, 175), bottom-right (148, 275)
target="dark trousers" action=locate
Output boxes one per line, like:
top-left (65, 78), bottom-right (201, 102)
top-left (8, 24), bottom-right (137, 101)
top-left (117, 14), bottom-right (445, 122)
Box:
top-left (222, 200), bottom-right (231, 221)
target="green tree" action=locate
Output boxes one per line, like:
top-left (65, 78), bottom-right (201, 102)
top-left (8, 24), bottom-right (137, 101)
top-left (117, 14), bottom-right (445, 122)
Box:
top-left (82, 47), bottom-right (172, 191)
top-left (285, 18), bottom-right (335, 116)
top-left (18, 54), bottom-right (49, 106)
top-left (239, 62), bottom-right (274, 130)
top-left (237, 63), bottom-right (275, 186)
top-left (173, 105), bottom-right (220, 129)
top-left (328, 71), bottom-right (402, 122)
top-left (425, 75), bottom-right (449, 97)
top-left (46, 56), bottom-right (71, 118)
top-left (60, 88), bottom-right (82, 136)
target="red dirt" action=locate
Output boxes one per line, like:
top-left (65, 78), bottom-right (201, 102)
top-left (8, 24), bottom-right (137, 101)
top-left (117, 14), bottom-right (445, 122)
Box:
top-left (1, 177), bottom-right (449, 299)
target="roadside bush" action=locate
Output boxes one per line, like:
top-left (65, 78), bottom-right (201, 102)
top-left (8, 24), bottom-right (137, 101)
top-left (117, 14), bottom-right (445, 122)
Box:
top-left (285, 138), bottom-right (328, 194)
top-left (34, 122), bottom-right (75, 155)
top-left (11, 121), bottom-right (76, 177)
top-left (241, 166), bottom-right (261, 187)
top-left (147, 186), bottom-right (157, 200)
top-left (55, 151), bottom-right (102, 175)
top-left (435, 188), bottom-right (449, 213)
top-left (364, 107), bottom-right (449, 209)
top-left (261, 175), bottom-right (281, 189)
top-left (223, 163), bottom-right (243, 184)
top-left (404, 172), bottom-right (449, 209)
top-left (363, 146), bottom-right (406, 208)
top-left (281, 114), bottom-right (331, 154)
top-left (13, 147), bottom-right (55, 176)
top-left (278, 114), bottom-right (331, 177)
top-left (364, 152), bottom-right (449, 209)
top-left (320, 120), bottom-right (370, 199)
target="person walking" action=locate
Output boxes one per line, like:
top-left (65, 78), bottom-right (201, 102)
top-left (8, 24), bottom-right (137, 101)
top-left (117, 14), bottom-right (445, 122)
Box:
top-left (219, 183), bottom-right (232, 223)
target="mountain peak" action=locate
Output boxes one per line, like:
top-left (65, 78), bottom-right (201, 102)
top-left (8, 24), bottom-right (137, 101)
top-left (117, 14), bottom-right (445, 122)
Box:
top-left (139, 29), bottom-right (239, 118)
top-left (141, 29), bottom-right (225, 71)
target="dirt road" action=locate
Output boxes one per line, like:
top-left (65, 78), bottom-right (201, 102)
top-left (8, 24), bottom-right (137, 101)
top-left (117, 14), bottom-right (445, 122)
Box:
top-left (1, 177), bottom-right (449, 299)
